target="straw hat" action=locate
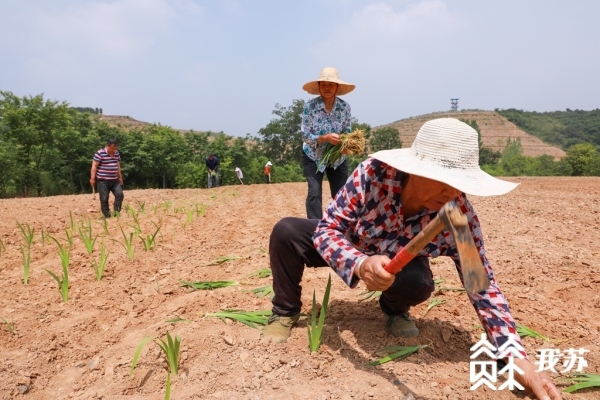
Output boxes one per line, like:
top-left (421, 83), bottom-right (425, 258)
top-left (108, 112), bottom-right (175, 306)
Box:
top-left (370, 118), bottom-right (519, 196)
top-left (266, 161), bottom-right (272, 166)
top-left (302, 67), bottom-right (355, 96)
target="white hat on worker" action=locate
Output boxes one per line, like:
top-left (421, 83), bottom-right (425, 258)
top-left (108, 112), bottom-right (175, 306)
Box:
top-left (370, 118), bottom-right (519, 196)
top-left (266, 161), bottom-right (272, 166)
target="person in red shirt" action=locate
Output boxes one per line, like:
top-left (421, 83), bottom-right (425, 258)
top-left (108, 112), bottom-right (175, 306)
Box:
top-left (264, 161), bottom-right (272, 184)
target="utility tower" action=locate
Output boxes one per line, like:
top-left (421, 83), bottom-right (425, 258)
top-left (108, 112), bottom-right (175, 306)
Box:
top-left (450, 98), bottom-right (459, 112)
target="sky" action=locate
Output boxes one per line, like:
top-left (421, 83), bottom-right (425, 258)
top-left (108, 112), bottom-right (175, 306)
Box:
top-left (1, 0), bottom-right (599, 137)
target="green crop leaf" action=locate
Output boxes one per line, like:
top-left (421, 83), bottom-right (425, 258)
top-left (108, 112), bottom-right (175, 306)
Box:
top-left (205, 256), bottom-right (242, 266)
top-left (130, 336), bottom-right (154, 377)
top-left (367, 345), bottom-right (428, 366)
top-left (357, 290), bottom-right (381, 303)
top-left (179, 280), bottom-right (238, 290)
top-left (165, 317), bottom-right (193, 323)
top-left (242, 268), bottom-right (272, 279)
top-left (307, 274), bottom-right (331, 352)
top-left (0, 316), bottom-right (14, 334)
top-left (249, 285), bottom-right (274, 299)
top-left (516, 324), bottom-right (550, 341)
top-left (560, 373), bottom-right (600, 393)
top-left (206, 310), bottom-right (272, 329)
top-left (423, 297), bottom-right (448, 317)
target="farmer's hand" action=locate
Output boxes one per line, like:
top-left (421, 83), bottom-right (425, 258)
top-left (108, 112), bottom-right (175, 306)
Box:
top-left (513, 358), bottom-right (562, 400)
top-left (90, 178), bottom-right (95, 186)
top-left (318, 133), bottom-right (341, 146)
top-left (119, 177), bottom-right (124, 186)
top-left (360, 255), bottom-right (395, 292)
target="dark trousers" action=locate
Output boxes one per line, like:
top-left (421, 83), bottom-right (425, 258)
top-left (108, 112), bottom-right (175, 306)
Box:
top-left (269, 217), bottom-right (434, 317)
top-left (265, 174), bottom-right (270, 184)
top-left (302, 152), bottom-right (349, 220)
top-left (96, 179), bottom-right (124, 218)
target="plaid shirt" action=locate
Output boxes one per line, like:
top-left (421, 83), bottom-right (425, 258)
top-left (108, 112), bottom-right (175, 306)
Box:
top-left (313, 158), bottom-right (526, 358)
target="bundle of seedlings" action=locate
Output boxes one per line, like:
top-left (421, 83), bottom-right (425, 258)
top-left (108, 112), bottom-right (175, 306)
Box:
top-left (318, 128), bottom-right (366, 170)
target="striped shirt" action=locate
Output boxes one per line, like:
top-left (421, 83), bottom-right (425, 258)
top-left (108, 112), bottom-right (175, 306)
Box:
top-left (93, 148), bottom-right (121, 180)
top-left (313, 158), bottom-right (526, 358)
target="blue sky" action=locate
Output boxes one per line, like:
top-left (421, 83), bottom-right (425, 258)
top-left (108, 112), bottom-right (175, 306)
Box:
top-left (1, 0), bottom-right (598, 136)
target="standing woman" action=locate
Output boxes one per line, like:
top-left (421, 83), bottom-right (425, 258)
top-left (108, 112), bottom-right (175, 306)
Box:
top-left (301, 67), bottom-right (354, 219)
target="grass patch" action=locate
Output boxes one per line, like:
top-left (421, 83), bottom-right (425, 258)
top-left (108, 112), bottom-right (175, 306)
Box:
top-left (367, 345), bottom-right (428, 366)
top-left (179, 280), bottom-right (238, 290)
top-left (205, 310), bottom-right (272, 329)
top-left (307, 274), bottom-right (331, 352)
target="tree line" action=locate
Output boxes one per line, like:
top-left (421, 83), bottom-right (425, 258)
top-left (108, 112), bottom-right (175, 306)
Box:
top-left (1, 90), bottom-right (598, 198)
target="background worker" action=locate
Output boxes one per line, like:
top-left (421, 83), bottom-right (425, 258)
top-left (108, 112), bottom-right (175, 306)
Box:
top-left (264, 161), bottom-right (272, 184)
top-left (263, 118), bottom-right (561, 400)
top-left (301, 67), bottom-right (354, 219)
top-left (235, 167), bottom-right (244, 184)
top-left (90, 138), bottom-right (124, 218)
top-left (206, 153), bottom-right (220, 188)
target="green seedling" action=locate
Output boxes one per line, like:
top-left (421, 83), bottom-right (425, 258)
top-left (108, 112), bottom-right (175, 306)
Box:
top-left (101, 216), bottom-right (109, 235)
top-left (20, 244), bottom-right (31, 284)
top-left (367, 345), bottom-right (428, 366)
top-left (560, 373), bottom-right (600, 393)
top-left (17, 222), bottom-right (35, 247)
top-left (242, 268), bottom-right (272, 279)
top-left (165, 317), bottom-right (193, 323)
top-left (136, 200), bottom-right (146, 213)
top-left (130, 333), bottom-right (181, 400)
top-left (92, 239), bottom-right (109, 281)
top-left (179, 280), bottom-right (238, 290)
top-left (65, 229), bottom-right (74, 248)
top-left (516, 324), bottom-right (550, 341)
top-left (78, 218), bottom-right (98, 254)
top-left (113, 225), bottom-right (135, 261)
top-left (423, 297), bottom-right (449, 317)
top-left (68, 211), bottom-right (76, 232)
top-left (152, 204), bottom-right (159, 214)
top-left (45, 235), bottom-right (71, 302)
top-left (139, 225), bottom-right (161, 251)
top-left (184, 208), bottom-right (194, 223)
top-left (124, 203), bottom-right (135, 218)
top-left (249, 285), bottom-right (274, 299)
top-left (205, 256), bottom-right (242, 266)
top-left (206, 310), bottom-right (272, 329)
top-left (0, 316), bottom-right (15, 334)
top-left (357, 290), bottom-right (382, 303)
top-left (255, 247), bottom-right (268, 253)
top-left (434, 277), bottom-right (446, 286)
top-left (193, 204), bottom-right (206, 217)
top-left (162, 200), bottom-right (173, 211)
top-left (307, 274), bottom-right (331, 352)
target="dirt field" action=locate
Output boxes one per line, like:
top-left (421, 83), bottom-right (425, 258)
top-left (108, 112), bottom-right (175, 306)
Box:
top-left (1, 178), bottom-right (599, 400)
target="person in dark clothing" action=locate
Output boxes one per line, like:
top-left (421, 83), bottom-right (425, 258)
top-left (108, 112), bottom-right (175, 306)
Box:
top-left (90, 138), bottom-right (124, 218)
top-left (206, 153), bottom-right (220, 188)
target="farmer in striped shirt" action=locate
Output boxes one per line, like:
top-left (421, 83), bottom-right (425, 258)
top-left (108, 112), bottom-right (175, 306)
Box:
top-left (90, 138), bottom-right (124, 218)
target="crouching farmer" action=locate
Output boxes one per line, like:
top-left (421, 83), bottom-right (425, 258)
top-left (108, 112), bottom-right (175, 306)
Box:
top-left (262, 118), bottom-right (562, 400)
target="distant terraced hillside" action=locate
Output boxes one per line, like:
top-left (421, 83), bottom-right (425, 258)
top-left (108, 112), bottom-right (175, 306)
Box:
top-left (379, 110), bottom-right (566, 159)
top-left (99, 115), bottom-right (207, 135)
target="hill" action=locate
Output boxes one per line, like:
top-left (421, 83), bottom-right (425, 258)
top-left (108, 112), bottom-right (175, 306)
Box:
top-left (378, 110), bottom-right (566, 159)
top-left (99, 115), bottom-right (209, 136)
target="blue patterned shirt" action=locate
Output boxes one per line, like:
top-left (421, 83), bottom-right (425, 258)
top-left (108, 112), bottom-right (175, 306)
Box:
top-left (313, 158), bottom-right (526, 358)
top-left (301, 96), bottom-right (352, 173)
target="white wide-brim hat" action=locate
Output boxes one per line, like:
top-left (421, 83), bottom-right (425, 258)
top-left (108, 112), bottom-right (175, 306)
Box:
top-left (370, 118), bottom-right (519, 196)
top-left (302, 67), bottom-right (355, 96)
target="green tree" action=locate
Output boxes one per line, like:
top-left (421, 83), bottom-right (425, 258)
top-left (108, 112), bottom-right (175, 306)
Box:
top-left (0, 91), bottom-right (71, 196)
top-left (565, 143), bottom-right (598, 176)
top-left (256, 99), bottom-right (305, 165)
top-left (368, 127), bottom-right (402, 153)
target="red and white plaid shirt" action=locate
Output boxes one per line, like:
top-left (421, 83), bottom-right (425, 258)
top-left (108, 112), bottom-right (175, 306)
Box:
top-left (313, 158), bottom-right (526, 358)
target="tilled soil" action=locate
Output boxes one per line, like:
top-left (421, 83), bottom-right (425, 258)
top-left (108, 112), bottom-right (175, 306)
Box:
top-left (0, 178), bottom-right (599, 400)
